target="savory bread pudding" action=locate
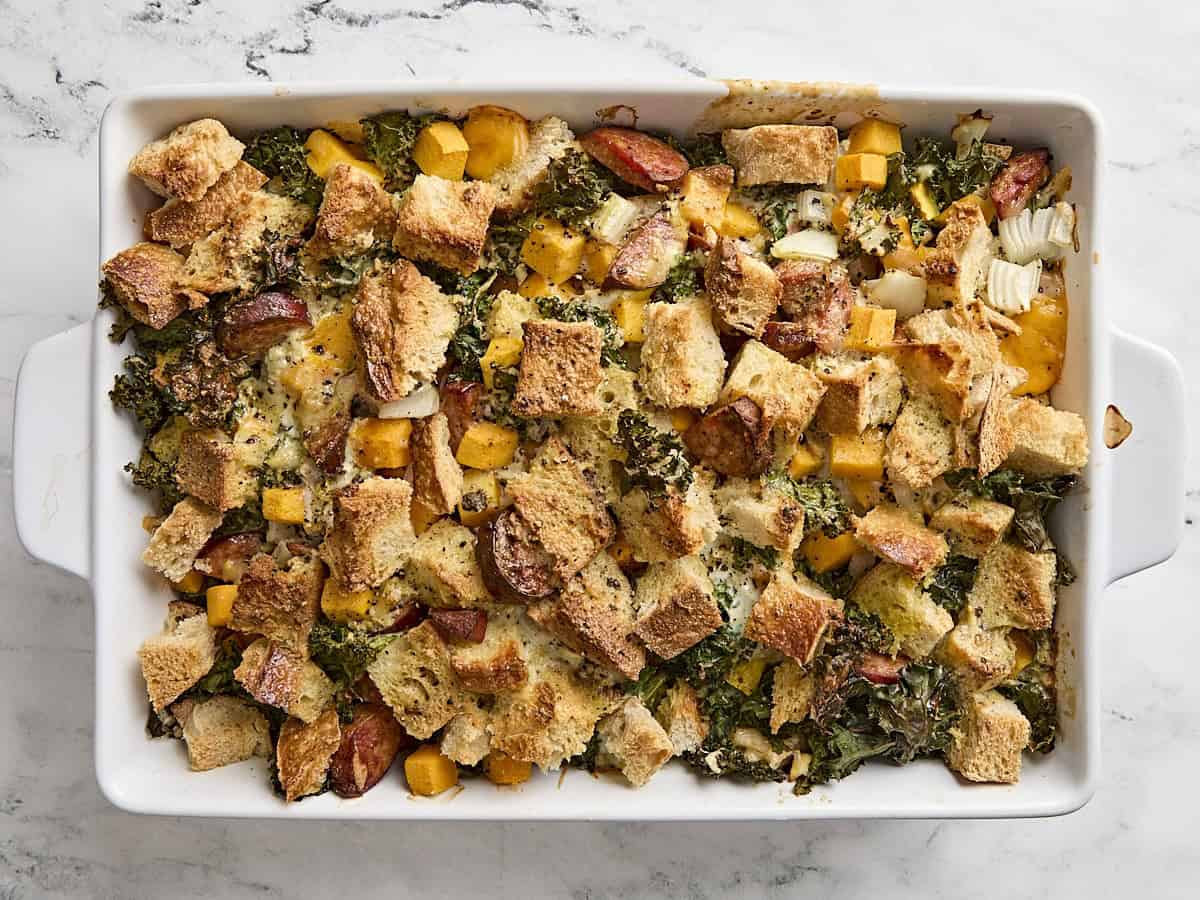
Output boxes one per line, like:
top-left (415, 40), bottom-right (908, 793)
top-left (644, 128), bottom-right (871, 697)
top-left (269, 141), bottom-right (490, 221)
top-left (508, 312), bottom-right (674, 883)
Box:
top-left (101, 101), bottom-right (1085, 802)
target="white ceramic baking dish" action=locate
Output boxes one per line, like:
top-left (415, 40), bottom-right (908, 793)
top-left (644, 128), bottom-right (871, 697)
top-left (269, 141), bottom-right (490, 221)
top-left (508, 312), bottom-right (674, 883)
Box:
top-left (12, 80), bottom-right (1185, 820)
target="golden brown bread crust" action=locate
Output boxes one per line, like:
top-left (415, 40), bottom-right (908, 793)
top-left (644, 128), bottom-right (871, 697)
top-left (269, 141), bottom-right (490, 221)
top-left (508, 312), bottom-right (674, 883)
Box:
top-left (102, 242), bottom-right (207, 329)
top-left (306, 162), bottom-right (395, 260)
top-left (450, 635), bottom-right (528, 693)
top-left (596, 697), bottom-right (674, 786)
top-left (614, 471), bottom-right (719, 563)
top-left (511, 320), bottom-right (604, 418)
top-left (144, 161), bottom-right (267, 248)
top-left (128, 118), bottom-right (244, 202)
top-left (367, 620), bottom-right (467, 739)
top-left (854, 504), bottom-right (949, 580)
top-left (704, 237), bottom-right (781, 338)
top-left (639, 300), bottom-right (726, 409)
top-left (719, 340), bottom-right (826, 437)
top-left (814, 355), bottom-right (904, 434)
top-left (885, 394), bottom-right (957, 490)
top-left (633, 557), bottom-right (723, 659)
top-left (179, 695), bottom-right (272, 772)
top-left (410, 412), bottom-right (464, 515)
top-left (721, 124), bottom-right (838, 187)
top-left (968, 543), bottom-right (1057, 630)
top-left (229, 552), bottom-right (325, 652)
top-left (141, 496), bottom-right (223, 582)
top-left (929, 496), bottom-right (1014, 558)
top-left (770, 658), bottom-right (815, 734)
top-left (320, 476), bottom-right (415, 591)
top-left (744, 571), bottom-right (842, 664)
top-left (175, 427), bottom-right (255, 512)
top-left (137, 612), bottom-right (218, 712)
top-left (276, 707), bottom-right (341, 802)
top-left (947, 690), bottom-right (1030, 784)
top-left (405, 519), bottom-right (493, 608)
top-left (391, 173), bottom-right (498, 273)
top-left (234, 639), bottom-right (335, 724)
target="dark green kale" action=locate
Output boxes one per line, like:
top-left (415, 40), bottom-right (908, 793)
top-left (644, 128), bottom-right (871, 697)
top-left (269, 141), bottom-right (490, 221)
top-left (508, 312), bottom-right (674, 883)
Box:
top-left (925, 554), bottom-right (978, 614)
top-left (110, 355), bottom-right (184, 431)
top-left (125, 446), bottom-right (184, 515)
top-left (763, 473), bottom-right (852, 538)
top-left (616, 410), bottom-right (694, 502)
top-left (679, 132), bottom-right (728, 167)
top-left (533, 296), bottom-right (626, 368)
top-left (320, 250), bottom-right (387, 289)
top-left (447, 279), bottom-right (498, 383)
top-left (652, 251), bottom-right (704, 303)
top-left (682, 746), bottom-right (789, 783)
top-left (565, 731), bottom-right (603, 773)
top-left (307, 621), bottom-right (395, 688)
top-left (360, 110), bottom-right (442, 191)
top-left (186, 636), bottom-right (246, 700)
top-left (628, 666), bottom-right (672, 714)
top-left (532, 148), bottom-right (616, 228)
top-left (255, 230), bottom-right (308, 291)
top-left (98, 280), bottom-right (137, 342)
top-left (243, 126), bottom-right (325, 207)
top-left (945, 469), bottom-right (1078, 553)
top-left (909, 137), bottom-right (1005, 211)
top-left (261, 466), bottom-right (302, 489)
top-left (212, 501), bottom-right (267, 540)
top-left (730, 538), bottom-right (779, 573)
top-left (804, 563), bottom-right (857, 601)
top-left (487, 215), bottom-right (534, 274)
top-left (997, 630), bottom-right (1058, 752)
top-left (742, 183), bottom-right (798, 242)
top-left (835, 602), bottom-right (897, 656)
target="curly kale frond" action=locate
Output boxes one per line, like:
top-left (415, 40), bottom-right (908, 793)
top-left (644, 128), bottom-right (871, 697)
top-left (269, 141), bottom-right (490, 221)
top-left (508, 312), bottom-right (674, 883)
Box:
top-left (833, 602), bottom-right (897, 656)
top-left (730, 538), bottom-right (779, 574)
top-left (447, 280), bottom-right (498, 383)
top-left (125, 446), bottom-right (184, 514)
top-left (742, 183), bottom-right (799, 242)
top-left (243, 126), bottom-right (325, 207)
top-left (679, 132), bottom-right (728, 168)
top-left (184, 636), bottom-right (246, 700)
top-left (763, 473), bottom-right (852, 538)
top-left (533, 148), bottom-right (616, 228)
top-left (682, 746), bottom-right (789, 783)
top-left (909, 137), bottom-right (1005, 210)
top-left (98, 280), bottom-right (137, 343)
top-left (212, 501), bottom-right (267, 540)
top-left (307, 621), bottom-right (395, 687)
top-left (533, 296), bottom-right (626, 368)
top-left (487, 216), bottom-right (534, 274)
top-left (110, 355), bottom-right (185, 431)
top-left (945, 468), bottom-right (1078, 553)
top-left (924, 554), bottom-right (978, 614)
top-left (360, 110), bottom-right (442, 191)
top-left (652, 251), bottom-right (705, 303)
top-left (997, 629), bottom-right (1057, 752)
top-left (616, 410), bottom-right (694, 502)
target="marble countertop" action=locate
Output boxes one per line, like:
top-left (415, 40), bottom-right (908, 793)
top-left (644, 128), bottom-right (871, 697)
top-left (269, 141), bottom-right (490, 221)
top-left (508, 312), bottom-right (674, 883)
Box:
top-left (2, 0), bottom-right (1197, 896)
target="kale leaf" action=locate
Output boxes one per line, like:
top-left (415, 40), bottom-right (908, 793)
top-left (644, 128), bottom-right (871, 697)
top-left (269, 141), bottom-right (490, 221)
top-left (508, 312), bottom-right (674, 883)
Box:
top-left (534, 295), bottom-right (626, 368)
top-left (925, 554), bottom-right (978, 614)
top-left (487, 216), bottom-right (534, 274)
top-left (909, 137), bottom-right (1004, 211)
top-left (730, 538), bottom-right (779, 574)
top-left (997, 630), bottom-right (1058, 753)
top-left (212, 501), bottom-right (267, 540)
top-left (110, 355), bottom-right (184, 431)
top-left (125, 446), bottom-right (184, 515)
top-left (243, 126), bottom-right (325, 207)
top-left (360, 110), bottom-right (441, 191)
top-left (307, 621), bottom-right (395, 688)
top-left (616, 410), bottom-right (694, 502)
top-left (763, 473), bottom-right (852, 538)
top-left (448, 282), bottom-right (498, 383)
top-left (652, 251), bottom-right (705, 303)
top-left (945, 468), bottom-right (1078, 553)
top-left (741, 183), bottom-right (797, 242)
top-left (185, 636), bottom-right (246, 700)
top-left (679, 132), bottom-right (728, 167)
top-left (682, 746), bottom-right (789, 783)
top-left (532, 148), bottom-right (616, 228)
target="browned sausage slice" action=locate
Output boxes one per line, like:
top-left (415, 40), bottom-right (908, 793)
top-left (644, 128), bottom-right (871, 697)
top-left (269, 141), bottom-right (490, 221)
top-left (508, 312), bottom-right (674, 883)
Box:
top-left (855, 652), bottom-right (908, 685)
top-left (579, 127), bottom-right (690, 193)
top-left (476, 509), bottom-right (558, 603)
top-left (682, 396), bottom-right (773, 477)
top-left (761, 321), bottom-right (815, 361)
top-left (328, 703), bottom-right (412, 798)
top-left (217, 291), bottom-right (311, 359)
top-left (195, 533), bottom-right (263, 582)
top-left (428, 608), bottom-right (488, 643)
top-left (604, 212), bottom-right (687, 290)
top-left (989, 148), bottom-right (1050, 220)
top-left (439, 379), bottom-right (483, 453)
top-left (775, 260), bottom-right (852, 353)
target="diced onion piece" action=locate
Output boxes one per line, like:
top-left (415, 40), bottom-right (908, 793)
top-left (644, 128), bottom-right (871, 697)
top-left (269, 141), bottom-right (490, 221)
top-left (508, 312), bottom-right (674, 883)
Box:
top-left (1046, 201), bottom-right (1076, 250)
top-left (865, 270), bottom-right (927, 320)
top-left (587, 193), bottom-right (640, 245)
top-left (770, 228), bottom-right (839, 262)
top-left (797, 190), bottom-right (835, 227)
top-left (986, 258), bottom-right (1042, 315)
top-left (378, 383), bottom-right (439, 419)
top-left (856, 220), bottom-right (893, 257)
top-left (998, 208), bottom-right (1039, 264)
top-left (951, 111), bottom-right (993, 159)
top-left (999, 204), bottom-right (1076, 265)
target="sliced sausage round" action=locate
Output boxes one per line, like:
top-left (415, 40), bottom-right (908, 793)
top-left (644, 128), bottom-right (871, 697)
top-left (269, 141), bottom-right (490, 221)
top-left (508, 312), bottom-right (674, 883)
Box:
top-left (683, 396), bottom-right (773, 477)
top-left (328, 703), bottom-right (412, 798)
top-left (989, 148), bottom-right (1051, 220)
top-left (217, 291), bottom-right (311, 359)
top-left (579, 126), bottom-right (689, 193)
top-left (476, 509), bottom-right (557, 604)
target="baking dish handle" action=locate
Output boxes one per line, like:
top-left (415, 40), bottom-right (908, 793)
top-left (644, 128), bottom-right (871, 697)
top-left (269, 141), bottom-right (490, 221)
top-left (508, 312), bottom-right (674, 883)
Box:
top-left (13, 322), bottom-right (92, 580)
top-left (1107, 328), bottom-right (1185, 584)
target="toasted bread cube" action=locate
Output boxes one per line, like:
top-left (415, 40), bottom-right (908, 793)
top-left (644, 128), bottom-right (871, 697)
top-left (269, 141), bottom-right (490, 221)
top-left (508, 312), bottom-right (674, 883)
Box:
top-left (234, 639), bottom-right (335, 724)
top-left (511, 320), bottom-right (603, 418)
top-left (596, 697), bottom-right (674, 786)
top-left (850, 563), bottom-right (954, 659)
top-left (719, 340), bottom-right (825, 436)
top-left (829, 430), bottom-right (886, 481)
top-left (770, 658), bottom-right (816, 733)
top-left (640, 300), bottom-right (726, 409)
top-left (936, 609), bottom-right (1016, 692)
top-left (487, 290), bottom-right (539, 340)
top-left (854, 504), bottom-right (949, 579)
top-left (175, 428), bottom-right (255, 512)
top-left (128, 118), bottom-right (244, 201)
top-left (1004, 398), bottom-right (1089, 476)
top-left (704, 237), bottom-right (782, 338)
top-left (413, 120), bottom-right (470, 180)
top-left (230, 552), bottom-right (324, 651)
top-left (612, 290), bottom-right (651, 343)
top-left (410, 413), bottom-right (464, 515)
top-left (441, 708), bottom-right (493, 767)
top-left (350, 417), bottom-right (413, 470)
top-left (633, 556), bottom-right (723, 659)
top-left (719, 201), bottom-right (761, 238)
top-left (306, 162), bottom-right (395, 259)
top-left (528, 553), bottom-right (644, 679)
top-left (206, 584), bottom-right (237, 627)
top-left (304, 129), bottom-right (384, 181)
top-left (716, 477), bottom-right (806, 554)
top-left (275, 707), bottom-right (341, 802)
top-left (262, 487), bottom-right (306, 525)
top-left (924, 203), bottom-right (993, 306)
top-left (320, 578), bottom-right (373, 623)
top-left (745, 570), bottom-right (842, 664)
top-left (178, 695), bottom-right (271, 771)
top-left (721, 124), bottom-right (839, 187)
top-left (969, 543), bottom-right (1057, 630)
top-left (463, 105), bottom-right (530, 180)
top-left (930, 496), bottom-right (1015, 558)
top-left (321, 477), bottom-right (415, 591)
top-left (449, 607), bottom-right (529, 693)
top-left (488, 115), bottom-right (575, 217)
top-left (137, 611), bottom-right (218, 711)
top-left (947, 690), bottom-right (1031, 784)
top-left (848, 119), bottom-right (902, 156)
top-left (144, 161), bottom-right (267, 249)
top-left (392, 174), bottom-right (497, 274)
top-left (788, 442), bottom-right (824, 478)
top-left (615, 472), bottom-right (720, 563)
top-left (102, 242), bottom-right (206, 329)
top-left (455, 422), bottom-right (519, 470)
top-left (814, 354), bottom-right (903, 433)
top-left (654, 683), bottom-right (708, 754)
top-left (405, 744), bottom-right (460, 796)
top-left (142, 497), bottom-right (223, 582)
top-left (801, 531), bottom-right (859, 574)
top-left (521, 217), bottom-right (586, 284)
top-left (458, 469), bottom-right (501, 527)
top-left (835, 153), bottom-right (889, 191)
top-left (368, 620), bottom-right (467, 739)
top-left (843, 305), bottom-right (896, 352)
top-left (680, 164), bottom-right (734, 227)
top-left (885, 396), bottom-right (956, 490)
top-left (406, 519), bottom-right (493, 608)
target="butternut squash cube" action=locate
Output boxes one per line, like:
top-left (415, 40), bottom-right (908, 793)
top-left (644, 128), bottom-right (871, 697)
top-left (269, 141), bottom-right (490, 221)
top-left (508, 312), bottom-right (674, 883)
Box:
top-left (718, 202), bottom-right (761, 238)
top-left (802, 532), bottom-right (860, 574)
top-left (206, 584), bottom-right (238, 627)
top-left (455, 422), bottom-right (519, 470)
top-left (304, 129), bottom-right (384, 182)
top-left (843, 306), bottom-right (896, 352)
top-left (520, 218), bottom-right (585, 284)
top-left (321, 578), bottom-right (373, 623)
top-left (262, 487), bottom-right (306, 525)
top-left (581, 239), bottom-right (618, 285)
top-left (788, 443), bottom-right (824, 478)
top-left (462, 105), bottom-right (530, 180)
top-left (846, 478), bottom-right (883, 512)
top-left (829, 430), bottom-right (886, 480)
top-left (612, 291), bottom-right (652, 344)
top-left (935, 194), bottom-right (996, 226)
top-left (304, 308), bottom-right (356, 370)
top-left (848, 119), bottom-right (903, 156)
top-left (413, 121), bottom-right (470, 181)
top-left (458, 469), bottom-right (501, 527)
top-left (480, 336), bottom-right (523, 390)
top-left (517, 271), bottom-right (575, 300)
top-left (836, 153), bottom-right (889, 191)
top-left (485, 751), bottom-right (532, 786)
top-left (831, 191), bottom-right (858, 235)
top-left (351, 418), bottom-right (413, 470)
top-left (173, 569), bottom-right (205, 594)
top-left (669, 407), bottom-right (698, 434)
top-left (607, 534), bottom-right (637, 568)
top-left (726, 655), bottom-right (768, 695)
top-left (405, 744), bottom-right (459, 796)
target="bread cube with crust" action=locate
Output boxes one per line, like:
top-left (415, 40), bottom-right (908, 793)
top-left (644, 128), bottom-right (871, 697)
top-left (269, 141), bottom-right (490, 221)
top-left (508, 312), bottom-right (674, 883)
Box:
top-left (745, 570), bottom-right (842, 664)
top-left (935, 608), bottom-right (1016, 692)
top-left (718, 340), bottom-right (826, 436)
top-left (234, 639), bottom-right (335, 724)
top-left (137, 611), bottom-right (218, 712)
top-left (275, 707), bottom-right (341, 802)
top-left (639, 300), bottom-right (726, 409)
top-left (633, 556), bottom-right (723, 659)
top-left (368, 620), bottom-right (469, 739)
top-left (615, 470), bottom-right (720, 563)
top-left (969, 543), bottom-right (1057, 630)
top-left (439, 707), bottom-right (492, 766)
top-left (850, 562), bottom-right (953, 659)
top-left (770, 658), bottom-right (816, 733)
top-left (814, 354), bottom-right (903, 433)
top-left (929, 496), bottom-right (1014, 558)
top-left (306, 162), bottom-right (396, 259)
top-left (681, 164), bottom-right (734, 227)
top-left (511, 320), bottom-right (604, 418)
top-left (596, 697), bottom-right (674, 786)
top-left (128, 118), bottom-right (244, 202)
top-left (352, 259), bottom-right (459, 402)
top-left (1004, 398), bottom-right (1089, 476)
top-left (449, 606), bottom-right (529, 693)
top-left (175, 427), bottom-right (256, 512)
top-left (321, 477), bottom-right (415, 591)
top-left (885, 395), bottom-right (957, 490)
top-left (527, 552), bottom-right (645, 679)
top-left (654, 682), bottom-right (709, 754)
top-left (406, 519), bottom-right (493, 608)
top-left (854, 504), bottom-right (949, 580)
top-left (489, 115), bottom-right (575, 216)
top-left (144, 161), bottom-right (267, 249)
top-left (721, 125), bottom-right (839, 187)
top-left (392, 173), bottom-right (498, 273)
top-left (142, 496), bottom-right (223, 582)
top-left (947, 690), bottom-right (1031, 784)
top-left (178, 695), bottom-right (272, 772)
top-left (229, 552), bottom-right (324, 651)
top-left (923, 203), bottom-right (993, 307)
top-left (102, 242), bottom-right (208, 329)
top-left (704, 236), bottom-right (781, 337)
top-left (716, 477), bottom-right (806, 554)
top-left (410, 412), bottom-right (464, 515)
